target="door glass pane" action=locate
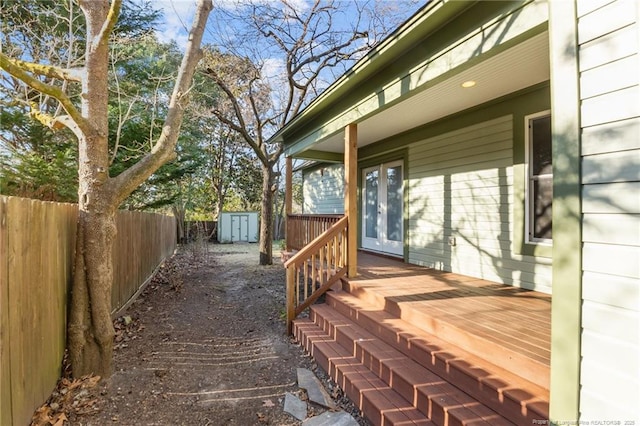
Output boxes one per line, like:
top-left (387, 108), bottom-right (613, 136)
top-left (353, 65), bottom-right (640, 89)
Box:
top-left (365, 170), bottom-right (378, 238)
top-left (533, 176), bottom-right (552, 239)
top-left (386, 165), bottom-right (402, 242)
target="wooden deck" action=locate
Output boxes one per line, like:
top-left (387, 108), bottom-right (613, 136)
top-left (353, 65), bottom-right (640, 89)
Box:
top-left (293, 251), bottom-right (552, 425)
top-left (348, 252), bottom-right (551, 388)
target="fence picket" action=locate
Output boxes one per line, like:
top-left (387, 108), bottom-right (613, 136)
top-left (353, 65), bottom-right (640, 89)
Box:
top-left (0, 197), bottom-right (11, 426)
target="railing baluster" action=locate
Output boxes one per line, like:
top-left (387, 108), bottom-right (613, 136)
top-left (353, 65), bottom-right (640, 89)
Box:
top-left (301, 259), bottom-right (306, 301)
top-left (311, 253), bottom-right (316, 294)
top-left (296, 266), bottom-right (302, 306)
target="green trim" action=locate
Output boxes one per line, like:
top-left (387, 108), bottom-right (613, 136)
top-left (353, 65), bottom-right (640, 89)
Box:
top-left (301, 162), bottom-right (343, 175)
top-left (548, 1), bottom-right (582, 422)
top-left (358, 149), bottom-right (407, 170)
top-left (292, 150), bottom-right (343, 163)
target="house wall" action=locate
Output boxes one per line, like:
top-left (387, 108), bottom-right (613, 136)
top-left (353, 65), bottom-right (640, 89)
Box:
top-left (407, 115), bottom-right (552, 293)
top-left (302, 163), bottom-right (345, 214)
top-left (576, 0), bottom-right (640, 420)
top-left (300, 86), bottom-right (553, 293)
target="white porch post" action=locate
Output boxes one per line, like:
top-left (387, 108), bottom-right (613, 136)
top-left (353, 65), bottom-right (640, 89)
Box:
top-left (345, 123), bottom-right (358, 277)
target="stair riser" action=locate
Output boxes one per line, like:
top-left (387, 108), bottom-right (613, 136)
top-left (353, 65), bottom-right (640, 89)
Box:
top-left (326, 293), bottom-right (547, 424)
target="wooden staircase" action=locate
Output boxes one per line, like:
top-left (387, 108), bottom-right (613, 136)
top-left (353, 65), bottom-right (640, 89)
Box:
top-left (293, 287), bottom-right (549, 426)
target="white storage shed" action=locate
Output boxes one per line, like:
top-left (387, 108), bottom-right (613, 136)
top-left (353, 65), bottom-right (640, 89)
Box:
top-left (217, 211), bottom-right (259, 243)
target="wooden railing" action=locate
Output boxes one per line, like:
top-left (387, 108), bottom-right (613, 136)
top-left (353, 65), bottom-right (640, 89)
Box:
top-left (284, 216), bottom-right (348, 334)
top-left (286, 214), bottom-right (343, 251)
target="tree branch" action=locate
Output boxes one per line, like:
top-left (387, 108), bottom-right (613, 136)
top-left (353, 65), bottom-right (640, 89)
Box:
top-left (0, 51), bottom-right (89, 133)
top-left (211, 107), bottom-right (268, 166)
top-left (202, 67), bottom-right (269, 163)
top-left (9, 58), bottom-right (82, 82)
top-left (94, 0), bottom-right (122, 52)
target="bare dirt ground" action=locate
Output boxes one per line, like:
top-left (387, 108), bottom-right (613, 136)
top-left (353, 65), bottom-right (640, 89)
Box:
top-left (33, 242), bottom-right (366, 426)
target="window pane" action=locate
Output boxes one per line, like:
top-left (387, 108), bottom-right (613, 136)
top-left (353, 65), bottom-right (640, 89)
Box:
top-left (532, 115), bottom-right (552, 176)
top-left (386, 166), bottom-right (402, 242)
top-left (365, 170), bottom-right (378, 238)
top-left (533, 176), bottom-right (552, 239)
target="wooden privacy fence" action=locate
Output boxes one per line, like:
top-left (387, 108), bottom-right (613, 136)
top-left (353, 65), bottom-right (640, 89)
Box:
top-left (0, 196), bottom-right (176, 426)
top-left (112, 211), bottom-right (176, 312)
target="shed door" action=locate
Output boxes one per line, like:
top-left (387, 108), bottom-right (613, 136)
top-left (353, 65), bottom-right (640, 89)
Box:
top-left (361, 161), bottom-right (403, 256)
top-left (231, 215), bottom-right (249, 242)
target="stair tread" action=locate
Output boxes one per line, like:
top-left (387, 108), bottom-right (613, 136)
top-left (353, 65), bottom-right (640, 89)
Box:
top-left (309, 304), bottom-right (514, 425)
top-left (342, 280), bottom-right (550, 388)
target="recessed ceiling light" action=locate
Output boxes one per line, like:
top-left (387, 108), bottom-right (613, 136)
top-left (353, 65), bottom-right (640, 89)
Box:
top-left (461, 80), bottom-right (476, 88)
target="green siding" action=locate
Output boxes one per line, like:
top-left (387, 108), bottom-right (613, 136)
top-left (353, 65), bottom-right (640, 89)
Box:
top-left (407, 115), bottom-right (553, 292)
top-left (302, 164), bottom-right (345, 214)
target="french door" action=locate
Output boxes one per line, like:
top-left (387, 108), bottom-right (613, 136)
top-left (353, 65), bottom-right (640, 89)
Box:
top-left (361, 160), bottom-right (404, 256)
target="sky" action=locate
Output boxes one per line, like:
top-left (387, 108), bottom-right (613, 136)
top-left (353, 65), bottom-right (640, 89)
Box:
top-left (155, 1), bottom-right (199, 47)
top-left (155, 0), bottom-right (425, 50)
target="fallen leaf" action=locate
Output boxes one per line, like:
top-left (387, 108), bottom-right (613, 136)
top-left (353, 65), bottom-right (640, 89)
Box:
top-left (30, 406), bottom-right (52, 426)
top-left (262, 399), bottom-right (275, 407)
top-left (53, 412), bottom-right (68, 426)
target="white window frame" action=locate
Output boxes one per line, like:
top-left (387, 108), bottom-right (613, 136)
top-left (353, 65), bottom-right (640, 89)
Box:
top-left (525, 110), bottom-right (552, 245)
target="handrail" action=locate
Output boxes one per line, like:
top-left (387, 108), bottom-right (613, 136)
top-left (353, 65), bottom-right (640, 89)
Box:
top-left (285, 216), bottom-right (348, 268)
top-left (285, 216), bottom-right (348, 334)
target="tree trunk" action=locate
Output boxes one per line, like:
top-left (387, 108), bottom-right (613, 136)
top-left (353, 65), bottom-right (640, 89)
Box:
top-left (259, 164), bottom-right (275, 265)
top-left (68, 206), bottom-right (117, 378)
top-left (68, 0), bottom-right (114, 378)
top-left (172, 204), bottom-right (186, 243)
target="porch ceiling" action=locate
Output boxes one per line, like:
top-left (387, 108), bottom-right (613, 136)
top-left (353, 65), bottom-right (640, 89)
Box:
top-left (299, 30), bottom-right (549, 156)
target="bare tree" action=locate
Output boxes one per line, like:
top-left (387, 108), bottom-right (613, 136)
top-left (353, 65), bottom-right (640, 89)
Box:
top-left (0, 0), bottom-right (212, 377)
top-left (203, 0), bottom-right (406, 265)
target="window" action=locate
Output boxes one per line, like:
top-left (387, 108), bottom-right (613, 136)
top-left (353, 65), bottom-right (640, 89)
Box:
top-left (526, 112), bottom-right (552, 243)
